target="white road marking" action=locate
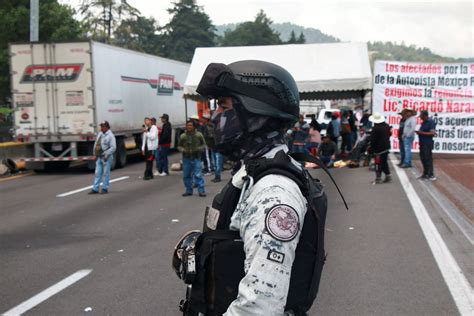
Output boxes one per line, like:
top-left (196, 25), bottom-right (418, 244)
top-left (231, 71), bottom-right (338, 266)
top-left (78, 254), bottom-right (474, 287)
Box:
top-left (394, 165), bottom-right (474, 315)
top-left (3, 269), bottom-right (92, 315)
top-left (56, 176), bottom-right (129, 197)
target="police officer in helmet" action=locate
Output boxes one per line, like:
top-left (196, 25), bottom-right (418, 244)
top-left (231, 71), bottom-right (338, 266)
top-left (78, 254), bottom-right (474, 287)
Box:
top-left (174, 60), bottom-right (329, 316)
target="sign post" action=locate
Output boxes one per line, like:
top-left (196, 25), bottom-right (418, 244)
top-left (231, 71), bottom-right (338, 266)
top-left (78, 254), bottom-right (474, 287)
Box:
top-left (30, 0), bottom-right (39, 42)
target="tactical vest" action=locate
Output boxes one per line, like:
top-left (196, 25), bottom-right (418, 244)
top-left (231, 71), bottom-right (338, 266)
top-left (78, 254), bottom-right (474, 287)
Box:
top-left (186, 150), bottom-right (330, 316)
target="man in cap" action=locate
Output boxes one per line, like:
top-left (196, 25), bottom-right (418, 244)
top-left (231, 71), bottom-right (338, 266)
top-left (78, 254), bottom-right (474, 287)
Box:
top-left (369, 112), bottom-right (392, 184)
top-left (155, 113), bottom-right (172, 176)
top-left (89, 121), bottom-right (116, 194)
top-left (416, 110), bottom-right (437, 180)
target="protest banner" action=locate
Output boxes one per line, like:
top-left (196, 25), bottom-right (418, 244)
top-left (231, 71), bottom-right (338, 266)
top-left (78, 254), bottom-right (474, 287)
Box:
top-left (372, 61), bottom-right (474, 153)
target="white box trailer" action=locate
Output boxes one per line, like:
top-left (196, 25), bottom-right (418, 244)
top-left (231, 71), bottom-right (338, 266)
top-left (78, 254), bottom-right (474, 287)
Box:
top-left (9, 41), bottom-right (196, 170)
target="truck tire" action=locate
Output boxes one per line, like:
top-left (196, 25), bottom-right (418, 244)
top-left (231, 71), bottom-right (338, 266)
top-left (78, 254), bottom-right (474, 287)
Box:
top-left (115, 138), bottom-right (127, 168)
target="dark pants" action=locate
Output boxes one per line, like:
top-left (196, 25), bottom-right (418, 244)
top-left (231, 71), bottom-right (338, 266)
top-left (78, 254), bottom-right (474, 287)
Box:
top-left (144, 150), bottom-right (154, 179)
top-left (375, 152), bottom-right (390, 178)
top-left (419, 143), bottom-right (434, 177)
top-left (156, 147), bottom-right (169, 174)
top-left (398, 137), bottom-right (405, 165)
top-left (341, 133), bottom-right (351, 152)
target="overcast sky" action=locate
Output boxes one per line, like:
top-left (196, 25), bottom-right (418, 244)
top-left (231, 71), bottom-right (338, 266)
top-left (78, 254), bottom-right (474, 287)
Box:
top-left (61, 0), bottom-right (473, 58)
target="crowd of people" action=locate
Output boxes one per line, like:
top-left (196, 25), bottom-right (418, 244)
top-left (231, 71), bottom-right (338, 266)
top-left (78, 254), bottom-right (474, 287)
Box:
top-left (140, 112), bottom-right (225, 197)
top-left (286, 110), bottom-right (372, 168)
top-left (87, 107), bottom-right (437, 195)
top-left (285, 108), bottom-right (437, 184)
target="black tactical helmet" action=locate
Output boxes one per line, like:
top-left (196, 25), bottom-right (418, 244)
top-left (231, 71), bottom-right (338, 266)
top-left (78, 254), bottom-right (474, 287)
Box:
top-left (196, 60), bottom-right (300, 123)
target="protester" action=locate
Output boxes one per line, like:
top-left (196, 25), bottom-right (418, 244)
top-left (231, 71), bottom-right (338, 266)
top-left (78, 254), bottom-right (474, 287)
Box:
top-left (348, 127), bottom-right (370, 166)
top-left (155, 113), bottom-right (172, 176)
top-left (327, 113), bottom-right (341, 148)
top-left (178, 120), bottom-right (206, 197)
top-left (369, 112), bottom-right (392, 184)
top-left (397, 109), bottom-right (407, 166)
top-left (348, 110), bottom-right (357, 150)
top-left (318, 135), bottom-right (337, 167)
top-left (291, 114), bottom-right (310, 153)
top-left (401, 109), bottom-right (417, 168)
top-left (204, 108), bottom-right (224, 183)
top-left (309, 114), bottom-right (321, 132)
top-left (340, 111), bottom-right (352, 155)
top-left (200, 113), bottom-right (214, 175)
top-left (142, 117), bottom-right (158, 180)
top-left (306, 119), bottom-right (321, 156)
top-left (416, 110), bottom-right (437, 181)
top-left (88, 121), bottom-right (116, 194)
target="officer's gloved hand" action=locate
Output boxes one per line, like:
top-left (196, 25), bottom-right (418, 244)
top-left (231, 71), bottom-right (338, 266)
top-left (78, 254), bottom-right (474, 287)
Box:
top-left (231, 164), bottom-right (247, 189)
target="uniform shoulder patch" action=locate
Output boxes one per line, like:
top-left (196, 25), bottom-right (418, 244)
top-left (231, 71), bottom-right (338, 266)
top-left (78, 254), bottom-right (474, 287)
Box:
top-left (265, 204), bottom-right (300, 242)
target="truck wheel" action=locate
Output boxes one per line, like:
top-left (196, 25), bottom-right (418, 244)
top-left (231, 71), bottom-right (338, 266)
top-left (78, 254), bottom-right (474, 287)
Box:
top-left (115, 139), bottom-right (127, 168)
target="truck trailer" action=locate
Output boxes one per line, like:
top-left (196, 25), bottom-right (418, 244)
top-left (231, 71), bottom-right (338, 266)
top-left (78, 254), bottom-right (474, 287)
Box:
top-left (9, 41), bottom-right (198, 170)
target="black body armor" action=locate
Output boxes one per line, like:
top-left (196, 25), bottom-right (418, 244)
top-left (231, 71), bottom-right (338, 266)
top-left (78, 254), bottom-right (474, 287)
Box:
top-left (181, 151), bottom-right (329, 315)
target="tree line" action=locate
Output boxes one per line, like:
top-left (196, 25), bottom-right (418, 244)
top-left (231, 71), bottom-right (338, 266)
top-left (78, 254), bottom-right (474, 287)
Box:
top-left (0, 0), bottom-right (471, 105)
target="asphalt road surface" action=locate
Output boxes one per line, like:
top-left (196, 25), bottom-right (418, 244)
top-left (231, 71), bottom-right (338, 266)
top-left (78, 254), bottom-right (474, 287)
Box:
top-left (1, 155), bottom-right (472, 315)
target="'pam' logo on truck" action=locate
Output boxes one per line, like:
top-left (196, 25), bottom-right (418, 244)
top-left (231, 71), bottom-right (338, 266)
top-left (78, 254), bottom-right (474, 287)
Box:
top-left (20, 64), bottom-right (83, 83)
top-left (157, 74), bottom-right (174, 95)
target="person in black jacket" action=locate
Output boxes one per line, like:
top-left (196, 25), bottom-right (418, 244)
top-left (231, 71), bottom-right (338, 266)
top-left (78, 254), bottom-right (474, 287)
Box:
top-left (155, 113), bottom-right (172, 176)
top-left (369, 112), bottom-right (392, 184)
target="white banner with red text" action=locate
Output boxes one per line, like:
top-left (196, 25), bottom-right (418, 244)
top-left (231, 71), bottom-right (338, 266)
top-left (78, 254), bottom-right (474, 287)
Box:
top-left (372, 60), bottom-right (474, 153)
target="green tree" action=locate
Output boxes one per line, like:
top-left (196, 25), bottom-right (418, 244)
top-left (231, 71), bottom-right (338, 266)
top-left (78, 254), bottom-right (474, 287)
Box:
top-left (160, 0), bottom-right (216, 63)
top-left (113, 16), bottom-right (161, 54)
top-left (219, 10), bottom-right (282, 47)
top-left (286, 30), bottom-right (297, 44)
top-left (0, 0), bottom-right (84, 103)
top-left (296, 31), bottom-right (306, 44)
top-left (79, 0), bottom-right (140, 43)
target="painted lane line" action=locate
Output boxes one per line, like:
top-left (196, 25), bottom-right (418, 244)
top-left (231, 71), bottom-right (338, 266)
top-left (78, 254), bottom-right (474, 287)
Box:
top-left (56, 176), bottom-right (129, 197)
top-left (3, 269), bottom-right (92, 315)
top-left (394, 165), bottom-right (474, 315)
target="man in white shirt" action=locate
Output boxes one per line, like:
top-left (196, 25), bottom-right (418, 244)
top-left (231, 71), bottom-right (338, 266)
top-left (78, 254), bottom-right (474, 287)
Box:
top-left (142, 117), bottom-right (158, 180)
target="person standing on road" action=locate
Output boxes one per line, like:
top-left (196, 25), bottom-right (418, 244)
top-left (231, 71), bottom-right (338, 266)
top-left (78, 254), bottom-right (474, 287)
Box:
top-left (89, 121), bottom-right (116, 194)
top-left (155, 113), bottom-right (172, 176)
top-left (203, 110), bottom-right (224, 183)
top-left (416, 110), bottom-right (437, 181)
top-left (327, 113), bottom-right (341, 148)
top-left (142, 117), bottom-right (158, 180)
top-left (178, 120), bottom-right (206, 197)
top-left (369, 112), bottom-right (392, 184)
top-left (401, 109), bottom-right (417, 168)
top-left (174, 60), bottom-right (329, 315)
top-left (397, 109), bottom-right (407, 166)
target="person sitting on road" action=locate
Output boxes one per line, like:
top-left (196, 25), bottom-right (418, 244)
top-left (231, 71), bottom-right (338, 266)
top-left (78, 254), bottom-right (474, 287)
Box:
top-left (318, 135), bottom-right (337, 168)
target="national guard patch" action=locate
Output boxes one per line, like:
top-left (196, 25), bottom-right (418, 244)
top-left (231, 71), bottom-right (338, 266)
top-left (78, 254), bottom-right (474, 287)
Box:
top-left (265, 204), bottom-right (300, 242)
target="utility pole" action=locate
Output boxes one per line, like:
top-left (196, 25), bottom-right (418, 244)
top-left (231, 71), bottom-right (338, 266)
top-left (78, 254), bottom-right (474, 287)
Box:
top-left (30, 0), bottom-right (39, 42)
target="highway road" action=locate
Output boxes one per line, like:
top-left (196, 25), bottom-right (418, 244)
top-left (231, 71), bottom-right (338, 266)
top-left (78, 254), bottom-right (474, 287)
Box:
top-left (1, 155), bottom-right (472, 315)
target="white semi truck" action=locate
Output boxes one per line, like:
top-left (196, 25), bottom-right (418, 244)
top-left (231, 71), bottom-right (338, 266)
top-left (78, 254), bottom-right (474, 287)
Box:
top-left (9, 41), bottom-right (197, 170)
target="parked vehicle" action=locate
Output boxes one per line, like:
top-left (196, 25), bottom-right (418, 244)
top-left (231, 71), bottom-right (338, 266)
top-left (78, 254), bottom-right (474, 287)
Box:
top-left (9, 41), bottom-right (197, 170)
